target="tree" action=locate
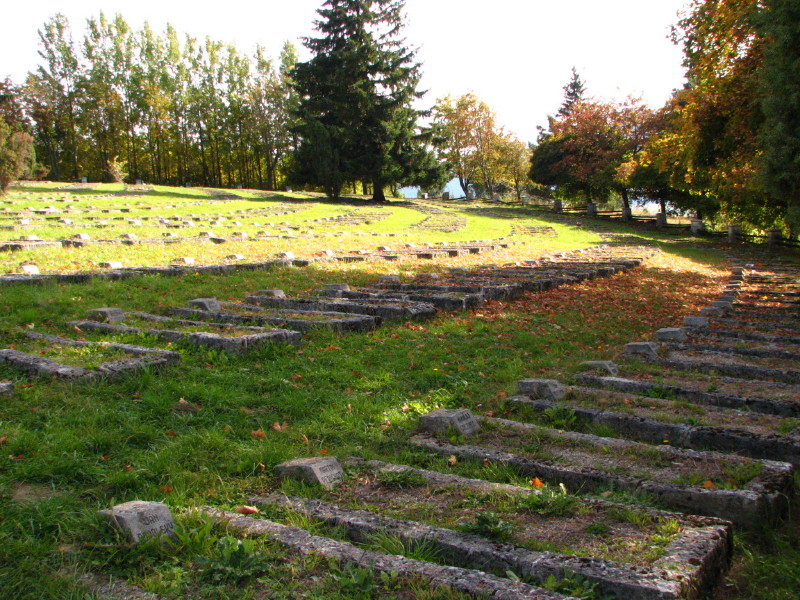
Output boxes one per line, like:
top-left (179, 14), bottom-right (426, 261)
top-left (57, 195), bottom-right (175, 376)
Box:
top-left (758, 0), bottom-right (800, 236)
top-left (291, 0), bottom-right (437, 201)
top-left (530, 100), bottom-right (627, 203)
top-left (0, 119), bottom-right (35, 192)
top-left (431, 93), bottom-right (500, 198)
top-left (557, 67), bottom-right (586, 118)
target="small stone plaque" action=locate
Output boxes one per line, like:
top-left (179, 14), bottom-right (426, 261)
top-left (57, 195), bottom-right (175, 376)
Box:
top-left (656, 328), bottom-right (688, 342)
top-left (275, 457), bottom-right (344, 489)
top-left (419, 409), bottom-right (481, 436)
top-left (624, 342), bottom-right (660, 359)
top-left (710, 301), bottom-right (733, 313)
top-left (516, 379), bottom-right (565, 400)
top-left (20, 265), bottom-right (40, 275)
top-left (377, 275), bottom-right (400, 284)
top-left (257, 289), bottom-right (286, 298)
top-left (578, 361), bottom-right (619, 376)
top-left (100, 500), bottom-right (176, 543)
top-left (0, 382), bottom-right (13, 396)
top-left (188, 298), bottom-right (221, 311)
top-left (88, 308), bottom-right (126, 323)
top-left (324, 283), bottom-right (350, 292)
top-left (683, 316), bottom-right (709, 328)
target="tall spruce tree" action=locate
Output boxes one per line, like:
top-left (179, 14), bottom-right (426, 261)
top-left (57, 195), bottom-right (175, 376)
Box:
top-left (557, 67), bottom-right (586, 118)
top-left (291, 0), bottom-right (437, 200)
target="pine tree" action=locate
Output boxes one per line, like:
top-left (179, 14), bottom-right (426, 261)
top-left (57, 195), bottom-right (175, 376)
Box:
top-left (291, 0), bottom-right (438, 200)
top-left (557, 67), bottom-right (586, 118)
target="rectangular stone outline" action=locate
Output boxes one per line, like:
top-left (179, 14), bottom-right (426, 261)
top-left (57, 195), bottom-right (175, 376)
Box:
top-left (68, 314), bottom-right (301, 354)
top-left (203, 508), bottom-right (569, 600)
top-left (410, 419), bottom-right (794, 526)
top-left (0, 331), bottom-right (180, 379)
top-left (510, 394), bottom-right (800, 467)
top-left (243, 295), bottom-right (437, 322)
top-left (575, 373), bottom-right (800, 417)
top-left (167, 303), bottom-right (376, 333)
top-left (323, 457), bottom-right (732, 600)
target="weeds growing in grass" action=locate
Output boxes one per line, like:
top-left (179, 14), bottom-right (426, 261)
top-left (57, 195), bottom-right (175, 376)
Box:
top-left (377, 469), bottom-right (428, 489)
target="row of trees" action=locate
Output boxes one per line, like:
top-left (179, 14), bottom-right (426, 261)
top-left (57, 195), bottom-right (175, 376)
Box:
top-left (2, 0), bottom-right (798, 234)
top-left (528, 0), bottom-right (800, 235)
top-left (432, 94), bottom-right (529, 201)
top-left (3, 13), bottom-right (299, 188)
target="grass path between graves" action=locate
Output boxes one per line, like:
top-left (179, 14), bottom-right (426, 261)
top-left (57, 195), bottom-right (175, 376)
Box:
top-left (1, 186), bottom-right (800, 598)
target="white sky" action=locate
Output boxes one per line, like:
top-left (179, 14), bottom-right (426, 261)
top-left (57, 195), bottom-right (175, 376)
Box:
top-left (4, 0), bottom-right (689, 142)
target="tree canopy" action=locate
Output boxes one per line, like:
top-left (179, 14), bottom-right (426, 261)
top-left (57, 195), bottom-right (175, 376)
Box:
top-left (290, 0), bottom-right (441, 200)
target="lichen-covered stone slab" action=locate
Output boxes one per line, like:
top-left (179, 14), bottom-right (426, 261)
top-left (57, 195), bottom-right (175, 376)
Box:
top-left (99, 501), bottom-right (175, 543)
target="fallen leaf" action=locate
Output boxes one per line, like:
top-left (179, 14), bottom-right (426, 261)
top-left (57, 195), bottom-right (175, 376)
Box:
top-left (159, 485), bottom-right (172, 493)
top-left (122, 465), bottom-right (133, 471)
top-left (301, 434), bottom-right (310, 444)
top-left (702, 480), bottom-right (717, 489)
top-left (240, 407), bottom-right (253, 414)
top-left (379, 420), bottom-right (391, 430)
top-left (291, 373), bottom-right (303, 382)
top-left (447, 455), bottom-right (458, 466)
top-left (167, 431), bottom-right (176, 437)
top-left (347, 403), bottom-right (352, 414)
top-left (235, 505), bottom-right (260, 515)
top-left (0, 436), bottom-right (7, 446)
top-left (251, 429), bottom-right (266, 438)
top-left (530, 477), bottom-right (545, 488)
top-left (272, 422), bottom-right (289, 432)
top-left (319, 449), bottom-right (330, 455)
top-left (258, 462), bottom-right (266, 472)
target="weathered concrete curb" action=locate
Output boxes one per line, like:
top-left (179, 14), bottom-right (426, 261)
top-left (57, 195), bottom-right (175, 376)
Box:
top-left (0, 332), bottom-right (180, 379)
top-left (574, 373), bottom-right (800, 417)
top-left (649, 357), bottom-right (800, 385)
top-left (203, 508), bottom-right (572, 600)
top-left (410, 429), bottom-right (793, 525)
top-left (244, 294), bottom-right (437, 322)
top-left (510, 394), bottom-right (800, 466)
top-left (255, 494), bottom-right (686, 600)
top-left (343, 458), bottom-right (733, 600)
top-left (69, 314), bottom-right (301, 353)
top-left (664, 342), bottom-right (800, 361)
top-left (167, 303), bottom-right (377, 333)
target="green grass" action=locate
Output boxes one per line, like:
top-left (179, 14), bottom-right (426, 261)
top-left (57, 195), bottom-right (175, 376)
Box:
top-left (0, 182), bottom-right (798, 598)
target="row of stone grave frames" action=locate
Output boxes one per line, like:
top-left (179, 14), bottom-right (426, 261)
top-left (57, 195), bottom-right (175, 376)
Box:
top-left (0, 245), bottom-right (655, 407)
top-left (87, 246), bottom-right (710, 600)
top-left (0, 236), bottom-right (521, 282)
top-left (184, 259), bottom-right (795, 599)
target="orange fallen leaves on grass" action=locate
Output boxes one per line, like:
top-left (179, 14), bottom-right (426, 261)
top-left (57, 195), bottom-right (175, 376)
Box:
top-left (531, 478), bottom-right (546, 488)
top-left (0, 436), bottom-right (7, 446)
top-left (301, 434), bottom-right (310, 444)
top-left (251, 429), bottom-right (266, 438)
top-left (702, 480), bottom-right (717, 489)
top-left (291, 373), bottom-right (303, 382)
top-left (272, 422), bottom-right (289, 432)
top-left (319, 449), bottom-right (330, 455)
top-left (159, 485), bottom-right (172, 493)
top-left (447, 455), bottom-right (458, 466)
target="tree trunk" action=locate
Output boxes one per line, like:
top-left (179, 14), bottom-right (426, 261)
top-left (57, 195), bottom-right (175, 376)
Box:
top-left (372, 180), bottom-right (386, 202)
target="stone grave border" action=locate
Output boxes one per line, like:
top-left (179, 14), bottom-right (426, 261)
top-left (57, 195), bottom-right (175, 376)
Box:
top-left (203, 508), bottom-right (569, 600)
top-left (338, 457), bottom-right (730, 599)
top-left (243, 294), bottom-right (437, 322)
top-left (68, 311), bottom-right (301, 353)
top-left (0, 331), bottom-right (180, 380)
top-left (509, 394), bottom-right (800, 466)
top-left (410, 417), bottom-right (793, 525)
top-left (574, 372), bottom-right (800, 418)
top-left (167, 303), bottom-right (377, 333)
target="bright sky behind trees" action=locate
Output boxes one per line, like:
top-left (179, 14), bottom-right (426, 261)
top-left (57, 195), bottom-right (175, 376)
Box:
top-left (4, 0), bottom-right (689, 143)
